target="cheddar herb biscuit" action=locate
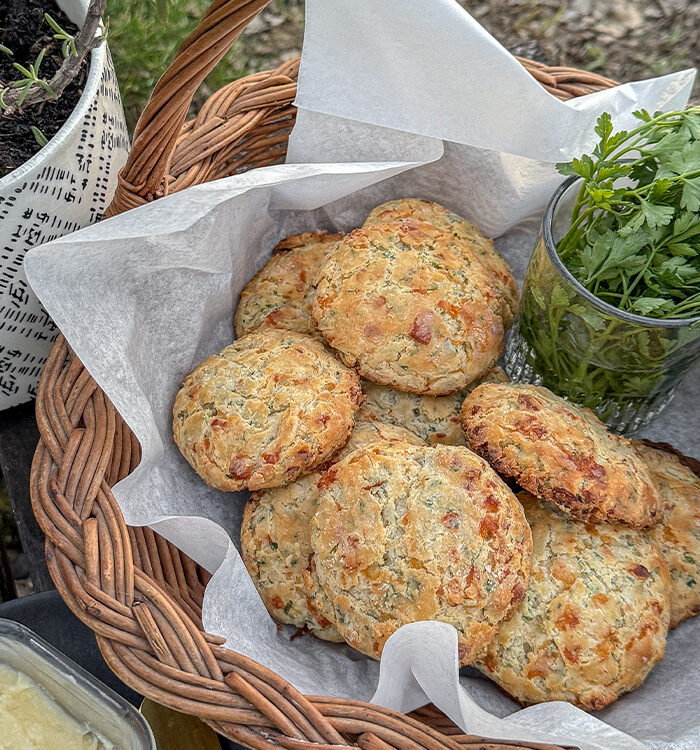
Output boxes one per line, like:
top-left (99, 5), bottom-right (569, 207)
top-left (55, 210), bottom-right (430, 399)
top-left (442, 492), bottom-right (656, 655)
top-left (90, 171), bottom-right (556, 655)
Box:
top-left (173, 330), bottom-right (362, 492)
top-left (633, 441), bottom-right (700, 627)
top-left (241, 421), bottom-right (423, 640)
top-left (312, 220), bottom-right (504, 395)
top-left (234, 231), bottom-right (343, 338)
top-left (311, 442), bottom-right (532, 664)
top-left (364, 198), bottom-right (518, 326)
top-left (477, 492), bottom-right (670, 710)
top-left (242, 484), bottom-right (342, 641)
top-left (461, 383), bottom-right (662, 528)
top-left (359, 366), bottom-right (509, 446)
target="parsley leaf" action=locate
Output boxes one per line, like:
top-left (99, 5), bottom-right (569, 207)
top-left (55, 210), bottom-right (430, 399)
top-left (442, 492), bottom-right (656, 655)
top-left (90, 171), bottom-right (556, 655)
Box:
top-left (681, 180), bottom-right (700, 213)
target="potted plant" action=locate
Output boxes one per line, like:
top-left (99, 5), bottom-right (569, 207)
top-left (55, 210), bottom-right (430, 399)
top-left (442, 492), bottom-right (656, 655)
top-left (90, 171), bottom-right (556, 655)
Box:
top-left (0, 0), bottom-right (128, 409)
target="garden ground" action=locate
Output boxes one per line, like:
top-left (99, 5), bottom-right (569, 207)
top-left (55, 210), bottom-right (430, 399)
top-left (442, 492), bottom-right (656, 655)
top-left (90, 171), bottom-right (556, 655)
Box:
top-left (108, 0), bottom-right (698, 131)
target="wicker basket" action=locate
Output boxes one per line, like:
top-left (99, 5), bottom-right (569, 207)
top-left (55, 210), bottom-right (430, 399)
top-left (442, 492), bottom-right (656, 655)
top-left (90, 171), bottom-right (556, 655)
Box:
top-left (30, 2), bottom-right (621, 748)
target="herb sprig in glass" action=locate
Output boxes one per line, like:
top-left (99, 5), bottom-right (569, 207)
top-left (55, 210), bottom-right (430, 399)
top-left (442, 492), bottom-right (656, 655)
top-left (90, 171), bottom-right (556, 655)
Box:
top-left (506, 106), bottom-right (700, 433)
top-left (555, 107), bottom-right (700, 320)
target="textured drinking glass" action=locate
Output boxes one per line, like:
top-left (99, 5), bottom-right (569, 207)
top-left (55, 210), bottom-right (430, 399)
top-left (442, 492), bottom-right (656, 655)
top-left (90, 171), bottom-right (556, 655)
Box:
top-left (505, 176), bottom-right (700, 434)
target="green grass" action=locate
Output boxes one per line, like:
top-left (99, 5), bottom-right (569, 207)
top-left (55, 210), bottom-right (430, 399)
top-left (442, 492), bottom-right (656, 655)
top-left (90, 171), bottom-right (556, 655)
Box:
top-left (108, 0), bottom-right (249, 130)
top-left (107, 0), bottom-right (302, 131)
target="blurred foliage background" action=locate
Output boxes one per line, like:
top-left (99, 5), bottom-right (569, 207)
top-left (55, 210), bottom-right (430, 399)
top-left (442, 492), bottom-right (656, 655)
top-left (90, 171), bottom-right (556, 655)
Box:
top-left (108, 0), bottom-right (697, 133)
top-left (108, 0), bottom-right (304, 130)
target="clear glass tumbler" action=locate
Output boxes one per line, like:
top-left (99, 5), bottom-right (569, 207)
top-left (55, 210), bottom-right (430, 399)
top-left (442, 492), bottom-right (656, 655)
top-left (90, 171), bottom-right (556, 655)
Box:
top-left (505, 176), bottom-right (700, 434)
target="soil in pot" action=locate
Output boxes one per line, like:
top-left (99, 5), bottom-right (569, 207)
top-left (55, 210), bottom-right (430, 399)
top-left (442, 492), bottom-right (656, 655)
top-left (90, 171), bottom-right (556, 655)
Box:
top-left (0, 0), bottom-right (89, 178)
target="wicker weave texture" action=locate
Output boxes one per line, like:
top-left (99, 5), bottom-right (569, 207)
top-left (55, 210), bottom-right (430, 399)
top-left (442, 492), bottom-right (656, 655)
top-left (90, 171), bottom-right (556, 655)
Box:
top-left (31, 343), bottom-right (573, 750)
top-left (30, 2), bottom-right (623, 748)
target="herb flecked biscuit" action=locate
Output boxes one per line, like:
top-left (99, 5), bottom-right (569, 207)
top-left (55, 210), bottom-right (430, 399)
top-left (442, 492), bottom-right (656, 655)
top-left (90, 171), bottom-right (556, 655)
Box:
top-left (476, 492), bottom-right (671, 711)
top-left (311, 442), bottom-right (532, 664)
top-left (363, 198), bottom-right (518, 326)
top-left (358, 366), bottom-right (509, 446)
top-left (234, 231), bottom-right (344, 338)
top-left (461, 383), bottom-right (662, 528)
top-left (312, 220), bottom-right (504, 395)
top-left (173, 330), bottom-right (363, 492)
top-left (633, 441), bottom-right (700, 627)
top-left (241, 421), bottom-right (424, 640)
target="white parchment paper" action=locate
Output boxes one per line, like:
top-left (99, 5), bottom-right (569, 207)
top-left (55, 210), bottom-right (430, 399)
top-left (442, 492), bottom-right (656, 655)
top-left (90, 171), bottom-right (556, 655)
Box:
top-left (25, 1), bottom-right (698, 748)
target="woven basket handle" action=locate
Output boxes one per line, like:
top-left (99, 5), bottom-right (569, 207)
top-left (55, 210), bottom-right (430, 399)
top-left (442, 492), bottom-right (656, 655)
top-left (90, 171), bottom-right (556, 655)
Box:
top-left (105, 0), bottom-right (273, 217)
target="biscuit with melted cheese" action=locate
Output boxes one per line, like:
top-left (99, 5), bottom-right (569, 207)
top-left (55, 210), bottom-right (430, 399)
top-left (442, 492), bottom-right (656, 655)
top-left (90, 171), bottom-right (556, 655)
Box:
top-left (358, 366), bottom-right (508, 446)
top-left (476, 492), bottom-right (670, 710)
top-left (461, 383), bottom-right (662, 528)
top-left (312, 220), bottom-right (504, 395)
top-left (173, 330), bottom-right (362, 491)
top-left (311, 442), bottom-right (532, 664)
top-left (234, 231), bottom-right (343, 338)
top-left (633, 441), bottom-right (700, 627)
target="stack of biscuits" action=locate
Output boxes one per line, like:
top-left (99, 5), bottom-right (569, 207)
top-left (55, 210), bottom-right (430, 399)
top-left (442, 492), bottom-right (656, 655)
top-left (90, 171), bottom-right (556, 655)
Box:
top-left (172, 198), bottom-right (700, 712)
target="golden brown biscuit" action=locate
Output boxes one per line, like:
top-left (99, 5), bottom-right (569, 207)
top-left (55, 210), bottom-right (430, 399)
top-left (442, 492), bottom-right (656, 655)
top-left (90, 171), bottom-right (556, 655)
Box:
top-left (633, 441), bottom-right (700, 627)
top-left (364, 198), bottom-right (518, 326)
top-left (241, 421), bottom-right (424, 640)
top-left (234, 231), bottom-right (343, 338)
top-left (461, 383), bottom-right (662, 528)
top-left (358, 366), bottom-right (509, 446)
top-left (476, 492), bottom-right (671, 711)
top-left (312, 220), bottom-right (504, 395)
top-left (241, 485), bottom-right (342, 641)
top-left (173, 330), bottom-right (363, 492)
top-left (311, 442), bottom-right (532, 664)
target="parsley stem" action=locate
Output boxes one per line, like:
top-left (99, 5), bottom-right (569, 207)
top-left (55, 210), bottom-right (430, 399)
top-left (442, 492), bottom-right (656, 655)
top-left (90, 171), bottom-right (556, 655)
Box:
top-left (621, 245), bottom-right (661, 308)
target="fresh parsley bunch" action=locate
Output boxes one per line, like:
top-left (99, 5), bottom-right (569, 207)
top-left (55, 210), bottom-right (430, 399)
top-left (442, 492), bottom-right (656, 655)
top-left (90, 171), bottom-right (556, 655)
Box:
top-left (556, 107), bottom-right (700, 320)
